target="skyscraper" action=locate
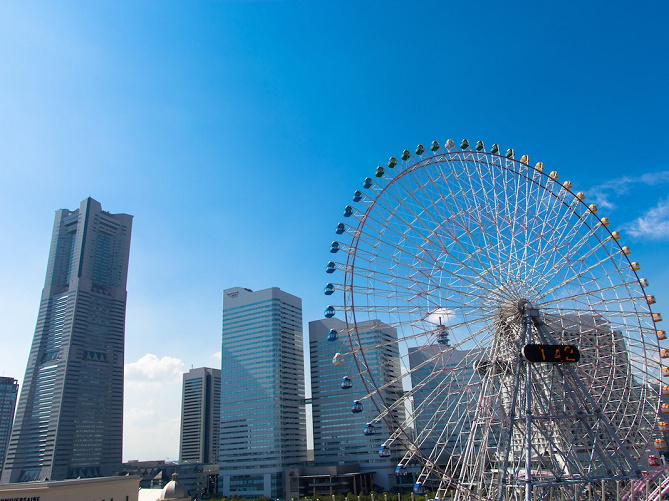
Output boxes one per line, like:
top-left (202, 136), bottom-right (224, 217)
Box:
top-left (0, 377), bottom-right (19, 477)
top-left (180, 367), bottom-right (221, 464)
top-left (1, 198), bottom-right (132, 484)
top-left (408, 346), bottom-right (482, 461)
top-left (219, 287), bottom-right (306, 500)
top-left (309, 318), bottom-right (406, 491)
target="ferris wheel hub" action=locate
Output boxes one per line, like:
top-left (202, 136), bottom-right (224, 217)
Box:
top-left (517, 298), bottom-right (533, 312)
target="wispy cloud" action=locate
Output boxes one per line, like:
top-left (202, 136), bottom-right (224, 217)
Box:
top-left (588, 171), bottom-right (669, 210)
top-left (625, 198), bottom-right (669, 240)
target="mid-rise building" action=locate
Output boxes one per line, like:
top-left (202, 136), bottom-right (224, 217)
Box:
top-left (219, 287), bottom-right (306, 500)
top-left (180, 367), bottom-right (221, 464)
top-left (0, 377), bottom-right (19, 476)
top-left (1, 198), bottom-right (132, 483)
top-left (310, 318), bottom-right (406, 491)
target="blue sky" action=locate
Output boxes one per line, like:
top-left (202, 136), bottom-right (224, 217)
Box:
top-left (1, 1), bottom-right (667, 461)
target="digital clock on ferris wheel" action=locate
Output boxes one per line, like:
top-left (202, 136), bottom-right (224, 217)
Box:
top-left (522, 344), bottom-right (580, 363)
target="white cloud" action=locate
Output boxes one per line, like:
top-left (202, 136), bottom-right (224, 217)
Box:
top-left (123, 354), bottom-right (185, 461)
top-left (427, 307), bottom-right (455, 326)
top-left (625, 199), bottom-right (669, 240)
top-left (125, 353), bottom-right (184, 386)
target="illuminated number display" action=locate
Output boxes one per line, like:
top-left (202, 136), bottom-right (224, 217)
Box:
top-left (522, 344), bottom-right (580, 363)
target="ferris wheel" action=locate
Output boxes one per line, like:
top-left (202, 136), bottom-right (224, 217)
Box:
top-left (323, 138), bottom-right (666, 500)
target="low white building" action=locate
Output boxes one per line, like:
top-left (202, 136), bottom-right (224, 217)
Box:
top-left (0, 475), bottom-right (139, 501)
top-left (138, 473), bottom-right (190, 501)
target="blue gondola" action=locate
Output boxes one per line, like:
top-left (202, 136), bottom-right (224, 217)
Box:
top-left (395, 464), bottom-right (408, 477)
top-left (335, 223), bottom-right (345, 235)
top-left (324, 283), bottom-right (335, 296)
top-left (326, 261), bottom-right (336, 274)
top-left (329, 242), bottom-right (340, 253)
top-left (327, 329), bottom-right (338, 342)
top-left (351, 400), bottom-right (363, 413)
top-left (341, 376), bottom-right (352, 389)
top-left (378, 445), bottom-right (391, 457)
top-left (324, 306), bottom-right (335, 318)
top-left (363, 423), bottom-right (375, 435)
top-left (413, 483), bottom-right (425, 495)
top-left (343, 206), bottom-right (353, 217)
top-left (352, 190), bottom-right (363, 202)
top-left (363, 177), bottom-right (373, 189)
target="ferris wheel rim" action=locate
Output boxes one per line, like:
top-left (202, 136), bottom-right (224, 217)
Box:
top-left (327, 139), bottom-right (663, 498)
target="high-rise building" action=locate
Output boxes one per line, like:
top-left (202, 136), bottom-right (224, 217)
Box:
top-left (1, 198), bottom-right (132, 484)
top-left (408, 346), bottom-right (482, 462)
top-left (180, 367), bottom-right (221, 464)
top-left (0, 377), bottom-right (19, 476)
top-left (309, 318), bottom-right (406, 491)
top-left (219, 287), bottom-right (306, 500)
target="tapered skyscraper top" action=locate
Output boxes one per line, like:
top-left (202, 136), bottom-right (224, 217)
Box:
top-left (1, 198), bottom-right (132, 484)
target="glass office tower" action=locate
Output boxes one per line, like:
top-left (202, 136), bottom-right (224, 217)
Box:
top-left (0, 377), bottom-right (19, 477)
top-left (408, 347), bottom-right (482, 459)
top-left (1, 198), bottom-right (132, 483)
top-left (309, 318), bottom-right (406, 491)
top-left (180, 367), bottom-right (221, 464)
top-left (219, 287), bottom-right (306, 500)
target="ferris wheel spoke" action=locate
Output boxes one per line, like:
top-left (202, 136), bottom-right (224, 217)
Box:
top-left (521, 205), bottom-right (590, 291)
top-left (535, 250), bottom-right (631, 304)
top-left (517, 191), bottom-right (580, 293)
top-left (429, 155), bottom-right (502, 276)
top-left (337, 310), bottom-right (495, 358)
top-left (337, 264), bottom-right (511, 311)
top-left (358, 330), bottom-right (492, 405)
top-left (530, 225), bottom-right (617, 296)
top-left (386, 161), bottom-right (515, 288)
top-left (536, 279), bottom-right (641, 310)
top-left (347, 210), bottom-right (507, 297)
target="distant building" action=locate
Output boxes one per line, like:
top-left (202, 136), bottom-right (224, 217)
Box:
top-left (1, 198), bottom-right (132, 483)
top-left (408, 346), bottom-right (482, 463)
top-left (0, 377), bottom-right (18, 476)
top-left (124, 460), bottom-right (218, 500)
top-left (219, 287), bottom-right (306, 500)
top-left (310, 318), bottom-right (406, 491)
top-left (180, 367), bottom-right (221, 464)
